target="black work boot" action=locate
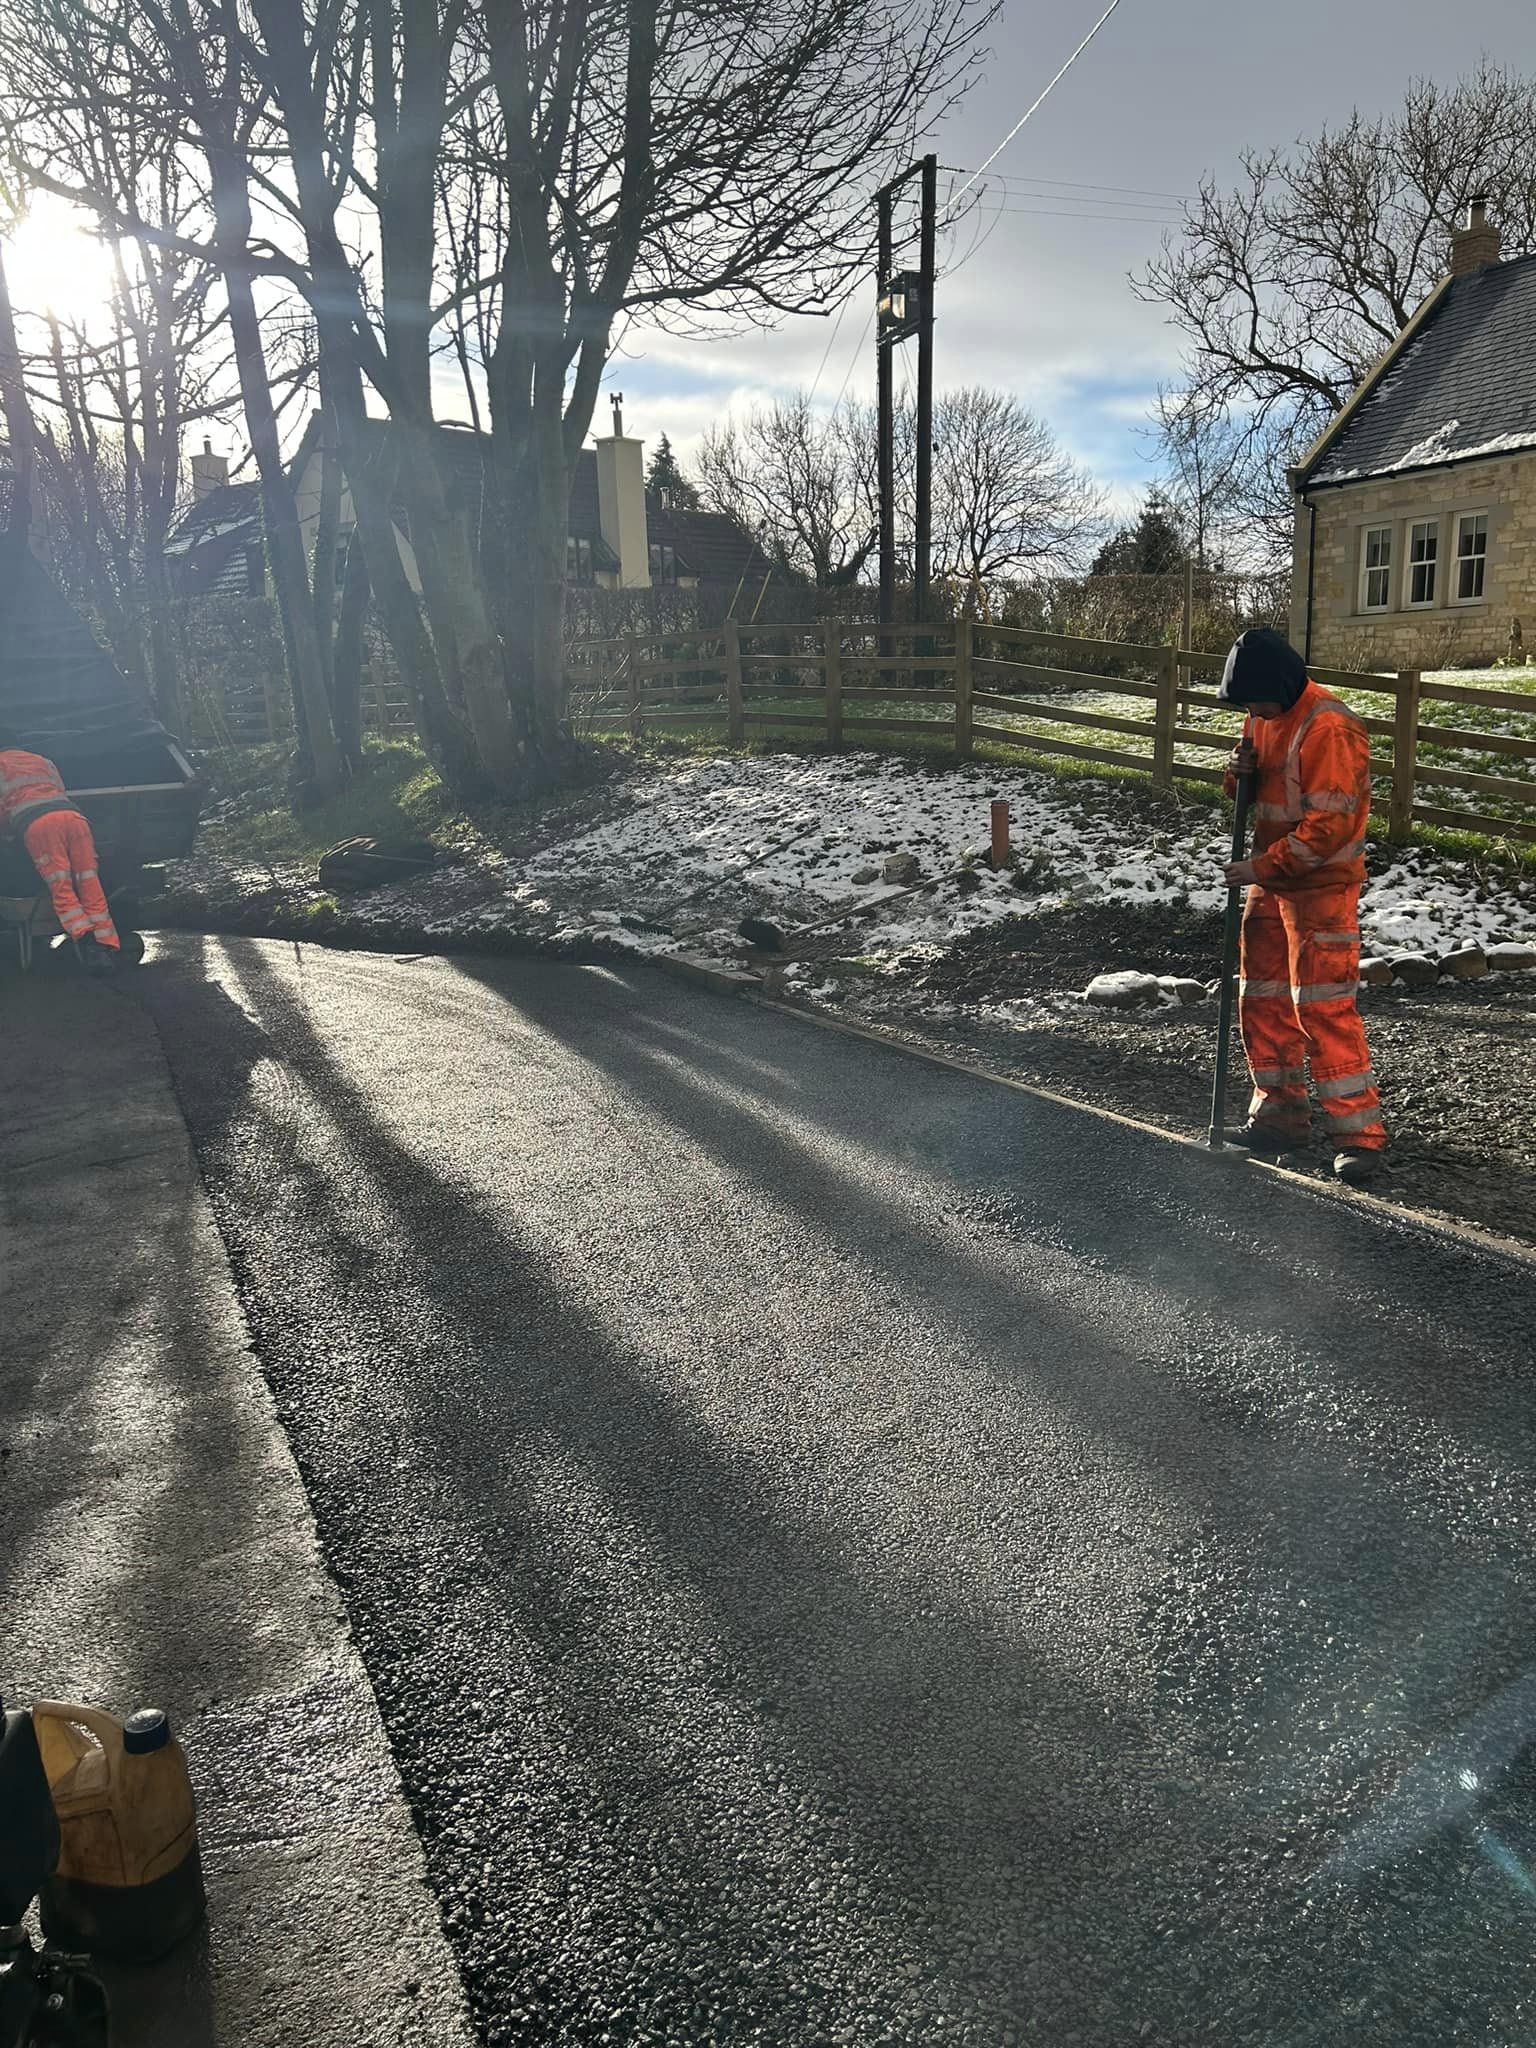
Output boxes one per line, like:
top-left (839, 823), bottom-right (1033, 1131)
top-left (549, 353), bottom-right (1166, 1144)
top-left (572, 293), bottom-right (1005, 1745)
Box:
top-left (1223, 1120), bottom-right (1310, 1158)
top-left (1334, 1147), bottom-right (1384, 1186)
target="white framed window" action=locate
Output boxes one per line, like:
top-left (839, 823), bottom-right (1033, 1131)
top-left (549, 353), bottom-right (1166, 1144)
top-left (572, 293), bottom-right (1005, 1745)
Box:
top-left (1359, 525), bottom-right (1393, 611)
top-left (1406, 519), bottom-right (1439, 607)
top-left (1454, 512), bottom-right (1488, 602)
top-left (565, 535), bottom-right (594, 583)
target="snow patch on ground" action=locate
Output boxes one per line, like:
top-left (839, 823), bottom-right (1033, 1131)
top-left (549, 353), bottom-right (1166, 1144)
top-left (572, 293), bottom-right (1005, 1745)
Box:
top-left (165, 749), bottom-right (1536, 985)
top-left (494, 751), bottom-right (1536, 967)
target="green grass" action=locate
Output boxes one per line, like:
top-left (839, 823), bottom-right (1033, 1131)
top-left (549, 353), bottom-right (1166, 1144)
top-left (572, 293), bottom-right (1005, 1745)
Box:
top-left (199, 737), bottom-right (605, 872)
top-left (203, 741), bottom-right (463, 867)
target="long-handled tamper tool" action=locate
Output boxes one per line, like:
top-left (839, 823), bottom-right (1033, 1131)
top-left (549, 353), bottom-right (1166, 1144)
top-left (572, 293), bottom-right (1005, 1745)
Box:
top-left (1207, 764), bottom-right (1255, 1150)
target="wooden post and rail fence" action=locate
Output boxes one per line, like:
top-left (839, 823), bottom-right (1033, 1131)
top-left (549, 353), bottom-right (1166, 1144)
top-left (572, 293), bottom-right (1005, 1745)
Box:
top-left (561, 618), bottom-right (1536, 849)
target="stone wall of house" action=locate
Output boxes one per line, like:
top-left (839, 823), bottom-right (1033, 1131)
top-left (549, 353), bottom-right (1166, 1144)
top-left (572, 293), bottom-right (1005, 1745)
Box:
top-left (1291, 454), bottom-right (1536, 672)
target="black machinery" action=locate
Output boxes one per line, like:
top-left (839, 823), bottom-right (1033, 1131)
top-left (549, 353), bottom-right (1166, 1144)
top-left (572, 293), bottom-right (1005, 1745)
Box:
top-left (0, 1702), bottom-right (108, 2048)
top-left (0, 532), bottom-right (201, 969)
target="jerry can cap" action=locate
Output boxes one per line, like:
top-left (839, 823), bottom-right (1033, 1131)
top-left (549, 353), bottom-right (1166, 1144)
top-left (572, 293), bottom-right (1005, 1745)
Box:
top-left (122, 1709), bottom-right (170, 1755)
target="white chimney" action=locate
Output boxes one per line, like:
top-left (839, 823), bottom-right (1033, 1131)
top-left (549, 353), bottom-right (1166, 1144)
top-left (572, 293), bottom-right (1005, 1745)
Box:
top-left (189, 438), bottom-right (230, 500)
top-left (594, 394), bottom-right (649, 587)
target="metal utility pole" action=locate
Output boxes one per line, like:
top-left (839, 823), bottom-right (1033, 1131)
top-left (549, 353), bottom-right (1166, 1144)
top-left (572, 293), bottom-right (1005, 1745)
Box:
top-left (874, 153), bottom-right (937, 630)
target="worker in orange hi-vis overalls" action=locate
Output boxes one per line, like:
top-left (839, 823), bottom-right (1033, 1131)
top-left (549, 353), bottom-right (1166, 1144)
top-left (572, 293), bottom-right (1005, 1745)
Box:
top-left (1216, 629), bottom-right (1387, 1187)
top-left (0, 726), bottom-right (120, 968)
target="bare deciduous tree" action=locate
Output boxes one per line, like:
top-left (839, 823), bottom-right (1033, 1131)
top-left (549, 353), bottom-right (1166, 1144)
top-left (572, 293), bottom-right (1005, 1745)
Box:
top-left (7, 0), bottom-right (351, 797)
top-left (1149, 387), bottom-right (1293, 572)
top-left (932, 385), bottom-right (1101, 605)
top-left (278, 0), bottom-right (999, 793)
top-left (698, 394), bottom-right (882, 587)
top-left (7, 0), bottom-right (998, 797)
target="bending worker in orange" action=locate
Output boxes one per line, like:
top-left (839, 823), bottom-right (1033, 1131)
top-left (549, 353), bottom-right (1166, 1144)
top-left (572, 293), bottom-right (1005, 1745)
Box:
top-left (1217, 629), bottom-right (1386, 1185)
top-left (0, 726), bottom-right (120, 968)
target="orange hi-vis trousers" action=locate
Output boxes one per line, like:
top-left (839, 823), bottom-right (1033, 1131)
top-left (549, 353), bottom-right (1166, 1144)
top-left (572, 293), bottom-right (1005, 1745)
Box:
top-left (21, 809), bottom-right (120, 950)
top-left (1239, 881), bottom-right (1385, 1150)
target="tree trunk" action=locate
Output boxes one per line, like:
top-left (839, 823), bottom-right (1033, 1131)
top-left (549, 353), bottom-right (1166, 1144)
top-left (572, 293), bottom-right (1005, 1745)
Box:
top-left (208, 154), bottom-right (342, 802)
top-left (524, 395), bottom-right (573, 757)
top-left (338, 426), bottom-right (486, 794)
top-left (310, 397), bottom-right (341, 704)
top-left (142, 554), bottom-right (184, 734)
top-left (391, 419), bottom-right (523, 791)
top-left (0, 244), bottom-right (39, 544)
top-left (240, 0), bottom-right (491, 801)
top-left (330, 530), bottom-right (368, 766)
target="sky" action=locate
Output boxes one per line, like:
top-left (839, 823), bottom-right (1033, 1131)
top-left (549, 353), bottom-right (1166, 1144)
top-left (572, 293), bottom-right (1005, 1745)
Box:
top-left (7, 0), bottom-right (1532, 519)
top-left (617, 0), bottom-right (1536, 517)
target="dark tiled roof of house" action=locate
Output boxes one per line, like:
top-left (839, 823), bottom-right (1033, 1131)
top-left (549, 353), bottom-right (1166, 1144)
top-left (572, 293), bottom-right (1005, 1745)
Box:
top-left (353, 419), bottom-right (617, 565)
top-left (165, 480), bottom-right (261, 551)
top-left (1306, 254), bottom-right (1536, 487)
top-left (646, 498), bottom-right (775, 585)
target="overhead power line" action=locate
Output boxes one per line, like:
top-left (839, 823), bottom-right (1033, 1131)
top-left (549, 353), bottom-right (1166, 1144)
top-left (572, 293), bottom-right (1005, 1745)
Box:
top-left (830, 307), bottom-right (875, 410)
top-left (984, 206), bottom-right (1181, 225)
top-left (944, 169), bottom-right (1189, 204)
top-left (952, 0), bottom-right (1130, 204)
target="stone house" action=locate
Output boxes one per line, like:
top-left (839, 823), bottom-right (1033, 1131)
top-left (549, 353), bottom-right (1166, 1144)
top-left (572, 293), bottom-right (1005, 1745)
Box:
top-left (1289, 201), bottom-right (1536, 672)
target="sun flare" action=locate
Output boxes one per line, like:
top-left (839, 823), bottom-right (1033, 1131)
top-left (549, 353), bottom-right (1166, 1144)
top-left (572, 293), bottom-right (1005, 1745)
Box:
top-left (5, 194), bottom-right (119, 328)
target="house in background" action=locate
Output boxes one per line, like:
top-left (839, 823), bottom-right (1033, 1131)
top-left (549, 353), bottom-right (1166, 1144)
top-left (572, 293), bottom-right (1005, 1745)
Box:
top-left (167, 402), bottom-right (775, 618)
top-left (163, 443), bottom-right (264, 597)
top-left (1290, 200), bottom-right (1536, 672)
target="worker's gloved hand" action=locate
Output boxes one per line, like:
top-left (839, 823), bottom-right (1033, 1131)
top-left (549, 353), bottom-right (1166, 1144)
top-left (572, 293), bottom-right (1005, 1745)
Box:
top-left (1223, 858), bottom-right (1258, 888)
top-left (1228, 739), bottom-right (1258, 778)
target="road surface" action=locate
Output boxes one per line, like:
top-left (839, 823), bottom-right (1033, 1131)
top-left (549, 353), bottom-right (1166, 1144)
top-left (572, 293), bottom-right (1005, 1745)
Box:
top-left (135, 933), bottom-right (1536, 2048)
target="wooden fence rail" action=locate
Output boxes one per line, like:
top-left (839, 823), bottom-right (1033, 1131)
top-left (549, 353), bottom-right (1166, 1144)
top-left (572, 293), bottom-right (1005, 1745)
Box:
top-left (564, 620), bottom-right (1536, 847)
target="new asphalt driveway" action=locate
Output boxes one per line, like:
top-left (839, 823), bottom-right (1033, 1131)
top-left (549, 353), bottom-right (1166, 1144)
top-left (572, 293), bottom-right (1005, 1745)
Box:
top-left (135, 934), bottom-right (1536, 2048)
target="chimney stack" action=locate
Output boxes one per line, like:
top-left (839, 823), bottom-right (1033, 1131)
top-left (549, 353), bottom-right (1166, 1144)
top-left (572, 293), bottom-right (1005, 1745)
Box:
top-left (595, 405), bottom-right (648, 588)
top-left (1450, 196), bottom-right (1502, 278)
top-left (189, 438), bottom-right (230, 501)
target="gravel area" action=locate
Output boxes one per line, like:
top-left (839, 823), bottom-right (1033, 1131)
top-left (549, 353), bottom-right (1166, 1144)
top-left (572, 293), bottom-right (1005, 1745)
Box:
top-left (772, 901), bottom-right (1536, 1249)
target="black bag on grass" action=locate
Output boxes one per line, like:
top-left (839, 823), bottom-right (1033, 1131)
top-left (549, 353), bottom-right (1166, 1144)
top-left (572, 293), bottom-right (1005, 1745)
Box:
top-left (317, 836), bottom-right (437, 893)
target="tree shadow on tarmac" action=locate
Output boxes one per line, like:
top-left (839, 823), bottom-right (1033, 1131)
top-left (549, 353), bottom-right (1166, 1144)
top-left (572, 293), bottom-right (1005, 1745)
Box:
top-left (137, 938), bottom-right (1536, 2048)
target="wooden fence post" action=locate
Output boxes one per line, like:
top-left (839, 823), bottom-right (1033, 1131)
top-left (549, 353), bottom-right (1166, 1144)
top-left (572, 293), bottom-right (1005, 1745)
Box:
top-left (724, 620), bottom-right (745, 744)
top-left (953, 616), bottom-right (973, 759)
top-left (824, 620), bottom-right (843, 748)
top-left (1152, 642), bottom-right (1178, 789)
top-left (627, 632), bottom-right (644, 740)
top-left (1389, 668), bottom-right (1421, 844)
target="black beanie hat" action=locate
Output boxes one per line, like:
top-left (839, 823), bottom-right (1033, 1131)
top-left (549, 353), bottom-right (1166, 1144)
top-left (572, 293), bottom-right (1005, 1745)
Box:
top-left (1218, 628), bottom-right (1307, 710)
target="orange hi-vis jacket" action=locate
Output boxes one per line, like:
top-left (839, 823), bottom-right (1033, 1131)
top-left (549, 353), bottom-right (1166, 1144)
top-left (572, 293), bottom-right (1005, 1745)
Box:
top-left (1228, 681), bottom-right (1372, 894)
top-left (0, 748), bottom-right (77, 834)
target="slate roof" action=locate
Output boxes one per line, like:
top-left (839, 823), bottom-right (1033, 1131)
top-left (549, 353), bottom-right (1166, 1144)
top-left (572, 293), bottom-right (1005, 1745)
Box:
top-left (352, 419), bottom-right (618, 567)
top-left (646, 499), bottom-right (776, 586)
top-left (1305, 254), bottom-right (1536, 488)
top-left (164, 481), bottom-right (261, 555)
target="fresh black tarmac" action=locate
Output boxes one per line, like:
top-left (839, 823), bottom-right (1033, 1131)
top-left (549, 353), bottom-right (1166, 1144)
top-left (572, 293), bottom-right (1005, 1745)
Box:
top-left (136, 933), bottom-right (1536, 2048)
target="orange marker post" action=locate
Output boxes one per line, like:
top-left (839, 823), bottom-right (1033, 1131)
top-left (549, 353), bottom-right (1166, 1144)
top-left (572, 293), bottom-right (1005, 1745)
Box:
top-left (989, 799), bottom-right (1010, 868)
